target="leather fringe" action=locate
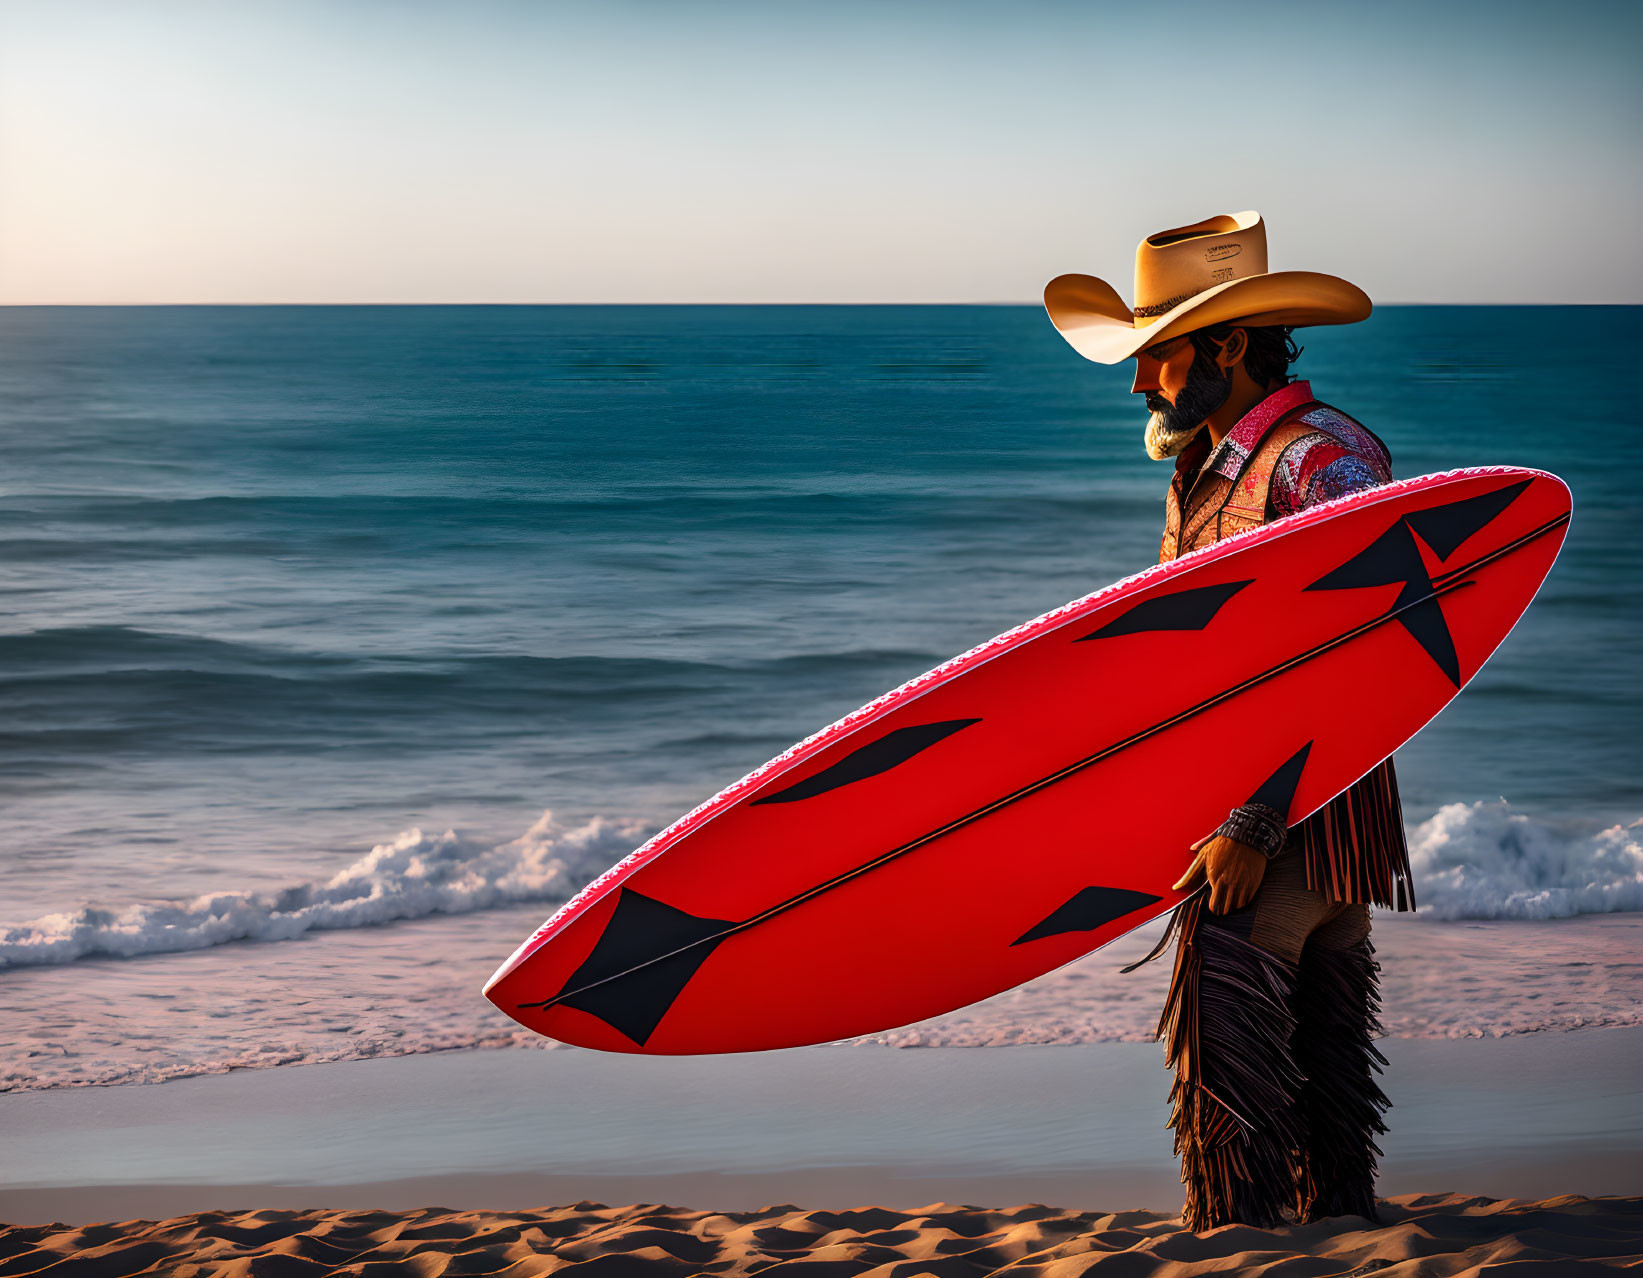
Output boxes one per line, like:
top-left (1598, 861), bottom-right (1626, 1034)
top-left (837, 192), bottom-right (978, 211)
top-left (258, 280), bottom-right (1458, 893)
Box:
top-left (1294, 937), bottom-right (1390, 1224)
top-left (1297, 758), bottom-right (1417, 912)
top-left (1120, 883), bottom-right (1206, 974)
top-left (1159, 905), bottom-right (1305, 1230)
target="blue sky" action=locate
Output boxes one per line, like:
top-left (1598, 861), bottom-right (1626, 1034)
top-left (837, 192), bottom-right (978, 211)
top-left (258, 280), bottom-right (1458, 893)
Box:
top-left (1, 0), bottom-right (1638, 303)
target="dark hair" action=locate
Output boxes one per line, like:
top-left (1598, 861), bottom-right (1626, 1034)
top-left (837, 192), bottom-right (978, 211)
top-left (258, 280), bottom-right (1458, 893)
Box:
top-left (1188, 322), bottom-right (1303, 389)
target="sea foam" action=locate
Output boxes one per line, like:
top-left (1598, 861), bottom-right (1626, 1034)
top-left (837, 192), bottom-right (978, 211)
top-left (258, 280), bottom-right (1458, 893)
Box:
top-left (0, 812), bottom-right (641, 970)
top-left (1409, 801), bottom-right (1643, 919)
top-left (4, 802), bottom-right (1640, 972)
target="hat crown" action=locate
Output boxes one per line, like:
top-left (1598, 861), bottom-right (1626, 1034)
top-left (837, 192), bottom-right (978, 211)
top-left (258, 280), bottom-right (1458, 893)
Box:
top-left (1132, 211), bottom-right (1268, 328)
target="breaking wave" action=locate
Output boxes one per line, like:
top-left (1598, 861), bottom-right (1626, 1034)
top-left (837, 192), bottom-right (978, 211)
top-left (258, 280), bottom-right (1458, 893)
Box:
top-left (0, 812), bottom-right (644, 970)
top-left (1409, 802), bottom-right (1643, 919)
top-left (5, 801), bottom-right (1640, 973)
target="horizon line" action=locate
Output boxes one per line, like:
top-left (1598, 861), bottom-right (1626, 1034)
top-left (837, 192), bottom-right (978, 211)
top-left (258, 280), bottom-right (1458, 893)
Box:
top-left (1, 300), bottom-right (1637, 309)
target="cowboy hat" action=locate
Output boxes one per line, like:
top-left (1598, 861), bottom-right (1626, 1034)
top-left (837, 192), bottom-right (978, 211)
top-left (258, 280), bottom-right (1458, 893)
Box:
top-left (1044, 211), bottom-right (1371, 365)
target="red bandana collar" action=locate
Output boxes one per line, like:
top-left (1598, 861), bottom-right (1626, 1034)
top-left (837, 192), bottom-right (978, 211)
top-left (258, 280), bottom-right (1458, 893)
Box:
top-left (1223, 380), bottom-right (1314, 452)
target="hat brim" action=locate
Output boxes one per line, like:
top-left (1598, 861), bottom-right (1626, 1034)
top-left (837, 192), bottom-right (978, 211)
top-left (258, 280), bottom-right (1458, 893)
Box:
top-left (1044, 270), bottom-right (1372, 365)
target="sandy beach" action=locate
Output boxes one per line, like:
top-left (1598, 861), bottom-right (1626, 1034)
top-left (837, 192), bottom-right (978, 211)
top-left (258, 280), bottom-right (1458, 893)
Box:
top-left (7, 849), bottom-right (1641, 1277)
top-left (4, 1027), bottom-right (1640, 1274)
top-left (5, 917), bottom-right (1640, 1269)
top-left (6, 1193), bottom-right (1642, 1276)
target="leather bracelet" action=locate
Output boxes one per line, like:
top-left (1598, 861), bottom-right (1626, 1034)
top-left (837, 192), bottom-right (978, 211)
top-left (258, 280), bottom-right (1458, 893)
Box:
top-left (1215, 802), bottom-right (1287, 860)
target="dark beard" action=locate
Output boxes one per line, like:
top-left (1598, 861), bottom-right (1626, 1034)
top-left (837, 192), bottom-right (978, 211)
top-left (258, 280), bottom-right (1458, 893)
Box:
top-left (1143, 354), bottom-right (1233, 460)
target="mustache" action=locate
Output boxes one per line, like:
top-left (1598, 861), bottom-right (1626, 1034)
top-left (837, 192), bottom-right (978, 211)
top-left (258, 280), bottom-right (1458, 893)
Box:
top-left (1140, 357), bottom-right (1232, 460)
top-left (1144, 358), bottom-right (1232, 431)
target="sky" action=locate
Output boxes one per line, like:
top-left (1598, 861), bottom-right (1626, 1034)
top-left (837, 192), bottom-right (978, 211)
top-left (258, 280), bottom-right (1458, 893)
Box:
top-left (1, 0), bottom-right (1639, 304)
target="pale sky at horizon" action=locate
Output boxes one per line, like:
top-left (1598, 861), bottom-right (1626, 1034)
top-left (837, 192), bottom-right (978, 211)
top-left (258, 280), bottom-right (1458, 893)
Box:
top-left (2, 0), bottom-right (1639, 305)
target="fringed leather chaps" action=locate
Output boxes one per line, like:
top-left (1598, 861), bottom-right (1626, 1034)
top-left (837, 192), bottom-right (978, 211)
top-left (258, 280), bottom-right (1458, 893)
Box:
top-left (1160, 867), bottom-right (1392, 1230)
top-left (1160, 897), bottom-right (1305, 1231)
top-left (1293, 935), bottom-right (1391, 1224)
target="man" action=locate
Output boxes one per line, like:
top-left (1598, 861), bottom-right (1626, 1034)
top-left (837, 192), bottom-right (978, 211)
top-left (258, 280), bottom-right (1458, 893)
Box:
top-left (1043, 212), bottom-right (1417, 1230)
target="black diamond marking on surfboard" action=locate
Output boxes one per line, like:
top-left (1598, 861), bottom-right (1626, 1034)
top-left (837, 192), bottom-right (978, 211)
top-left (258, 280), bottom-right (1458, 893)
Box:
top-left (1246, 742), bottom-right (1312, 818)
top-left (548, 888), bottom-right (734, 1046)
top-left (750, 718), bottom-right (982, 805)
top-left (1076, 579), bottom-right (1254, 641)
top-left (1010, 886), bottom-right (1162, 946)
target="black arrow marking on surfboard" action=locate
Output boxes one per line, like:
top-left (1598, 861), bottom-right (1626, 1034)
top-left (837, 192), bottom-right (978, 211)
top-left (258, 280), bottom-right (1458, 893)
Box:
top-left (750, 718), bottom-right (982, 805)
top-left (1247, 742), bottom-right (1312, 818)
top-left (551, 888), bottom-right (735, 1046)
top-left (515, 509), bottom-right (1568, 1023)
top-left (1010, 886), bottom-right (1163, 946)
top-left (1075, 579), bottom-right (1253, 641)
top-left (1306, 481), bottom-right (1531, 689)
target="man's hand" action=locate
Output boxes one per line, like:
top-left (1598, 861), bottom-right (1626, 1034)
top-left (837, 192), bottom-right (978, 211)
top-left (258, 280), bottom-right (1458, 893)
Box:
top-left (1173, 834), bottom-right (1267, 914)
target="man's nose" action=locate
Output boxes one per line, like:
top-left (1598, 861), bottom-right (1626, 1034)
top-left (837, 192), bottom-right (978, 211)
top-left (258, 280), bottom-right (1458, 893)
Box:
top-left (1131, 358), bottom-right (1158, 395)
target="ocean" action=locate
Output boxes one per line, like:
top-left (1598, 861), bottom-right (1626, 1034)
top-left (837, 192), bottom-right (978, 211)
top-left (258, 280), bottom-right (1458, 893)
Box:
top-left (1, 304), bottom-right (1639, 1090)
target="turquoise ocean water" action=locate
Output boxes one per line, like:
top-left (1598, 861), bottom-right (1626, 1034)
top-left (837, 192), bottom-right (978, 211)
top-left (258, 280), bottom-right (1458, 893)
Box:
top-left (0, 305), bottom-right (1638, 1086)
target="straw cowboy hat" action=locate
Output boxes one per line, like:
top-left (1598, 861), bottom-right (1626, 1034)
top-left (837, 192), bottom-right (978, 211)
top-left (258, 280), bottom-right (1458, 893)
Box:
top-left (1044, 211), bottom-right (1371, 365)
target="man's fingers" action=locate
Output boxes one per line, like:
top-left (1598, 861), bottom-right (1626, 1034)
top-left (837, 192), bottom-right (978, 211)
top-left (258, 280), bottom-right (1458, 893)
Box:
top-left (1229, 871), bottom-right (1261, 913)
top-left (1171, 850), bottom-right (1206, 893)
top-left (1209, 871), bottom-right (1259, 915)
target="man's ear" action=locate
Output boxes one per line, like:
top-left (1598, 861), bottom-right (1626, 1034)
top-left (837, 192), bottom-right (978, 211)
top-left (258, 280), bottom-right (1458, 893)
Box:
top-left (1216, 328), bottom-right (1247, 371)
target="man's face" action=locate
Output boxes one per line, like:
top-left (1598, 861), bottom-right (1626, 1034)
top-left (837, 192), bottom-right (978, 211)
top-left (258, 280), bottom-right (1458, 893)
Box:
top-left (1130, 333), bottom-right (1232, 460)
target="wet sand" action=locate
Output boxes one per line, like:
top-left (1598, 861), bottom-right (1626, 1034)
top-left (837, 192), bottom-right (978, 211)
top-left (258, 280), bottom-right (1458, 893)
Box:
top-left (4, 1029), bottom-right (1639, 1227)
top-left (7, 912), bottom-right (1641, 1092)
top-left (3, 1025), bottom-right (1640, 1275)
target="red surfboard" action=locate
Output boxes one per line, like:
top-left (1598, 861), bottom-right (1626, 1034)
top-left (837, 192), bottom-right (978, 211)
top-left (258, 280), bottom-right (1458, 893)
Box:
top-left (486, 467), bottom-right (1570, 1054)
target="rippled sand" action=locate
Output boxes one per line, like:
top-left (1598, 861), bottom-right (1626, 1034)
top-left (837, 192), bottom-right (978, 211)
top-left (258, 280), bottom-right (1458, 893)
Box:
top-left (6, 1193), bottom-right (1641, 1275)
